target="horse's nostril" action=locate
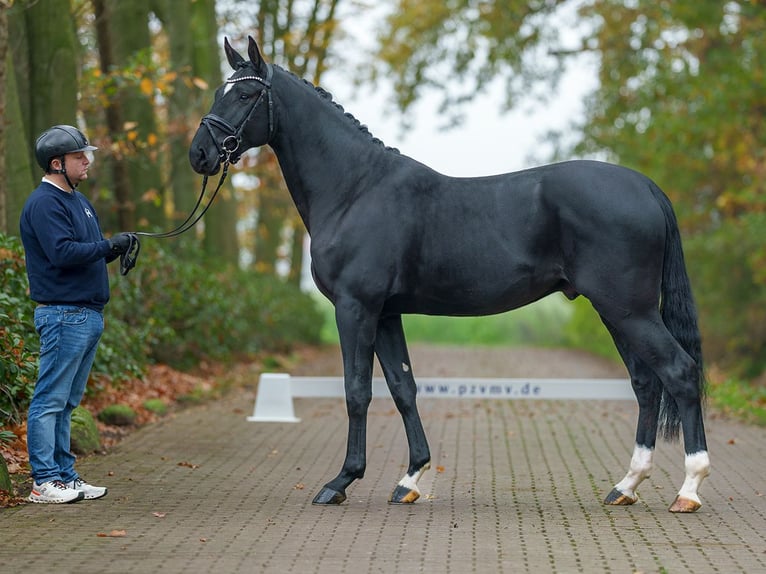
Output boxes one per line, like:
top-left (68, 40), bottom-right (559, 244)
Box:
top-left (190, 146), bottom-right (209, 173)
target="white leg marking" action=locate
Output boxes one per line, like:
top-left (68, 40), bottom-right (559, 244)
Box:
top-left (397, 463), bottom-right (430, 493)
top-left (677, 451), bottom-right (711, 504)
top-left (614, 444), bottom-right (654, 500)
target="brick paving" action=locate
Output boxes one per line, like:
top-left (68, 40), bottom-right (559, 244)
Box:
top-left (1, 347), bottom-right (765, 573)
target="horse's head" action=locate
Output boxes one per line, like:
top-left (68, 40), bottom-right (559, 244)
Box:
top-left (189, 36), bottom-right (274, 176)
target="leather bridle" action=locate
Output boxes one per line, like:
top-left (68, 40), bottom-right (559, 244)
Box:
top-left (199, 63), bottom-right (275, 165)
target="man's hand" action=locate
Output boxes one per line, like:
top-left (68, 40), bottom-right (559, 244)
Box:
top-left (109, 233), bottom-right (133, 254)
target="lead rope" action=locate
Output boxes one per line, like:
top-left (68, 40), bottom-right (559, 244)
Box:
top-left (118, 160), bottom-right (232, 275)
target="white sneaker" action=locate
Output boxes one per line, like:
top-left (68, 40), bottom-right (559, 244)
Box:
top-left (67, 478), bottom-right (108, 500)
top-left (28, 480), bottom-right (85, 504)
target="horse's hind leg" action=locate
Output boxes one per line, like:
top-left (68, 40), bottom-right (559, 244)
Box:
top-left (375, 315), bottom-right (431, 503)
top-left (601, 317), bottom-right (661, 506)
top-left (596, 309), bottom-right (710, 512)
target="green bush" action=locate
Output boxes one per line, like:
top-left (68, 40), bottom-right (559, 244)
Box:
top-left (70, 405), bottom-right (101, 454)
top-left (97, 404), bottom-right (137, 426)
top-left (143, 398), bottom-right (168, 415)
top-left (686, 214), bottom-right (766, 378)
top-left (108, 238), bottom-right (323, 369)
top-left (562, 297), bottom-right (621, 363)
top-left (0, 235), bottom-right (38, 427)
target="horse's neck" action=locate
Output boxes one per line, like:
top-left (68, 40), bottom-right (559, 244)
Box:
top-left (268, 75), bottom-right (394, 232)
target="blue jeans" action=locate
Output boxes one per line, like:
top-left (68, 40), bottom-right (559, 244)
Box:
top-left (27, 305), bottom-right (104, 484)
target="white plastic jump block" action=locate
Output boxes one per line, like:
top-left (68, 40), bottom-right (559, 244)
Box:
top-left (247, 373), bottom-right (300, 422)
top-left (247, 373), bottom-right (633, 423)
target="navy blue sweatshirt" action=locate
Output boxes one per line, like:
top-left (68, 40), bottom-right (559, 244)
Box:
top-left (20, 180), bottom-right (115, 312)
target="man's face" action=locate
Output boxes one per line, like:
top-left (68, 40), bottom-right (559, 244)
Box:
top-left (63, 151), bottom-right (92, 184)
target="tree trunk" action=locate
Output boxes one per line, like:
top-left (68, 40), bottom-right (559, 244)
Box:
top-left (252, 0), bottom-right (340, 285)
top-left (3, 0), bottom-right (73, 235)
top-left (0, 5), bottom-right (7, 234)
top-left (92, 0), bottom-right (133, 231)
top-left (103, 0), bottom-right (165, 230)
top-left (191, 0), bottom-right (239, 265)
top-left (21, 0), bottom-right (79, 141)
top-left (2, 46), bottom-right (35, 235)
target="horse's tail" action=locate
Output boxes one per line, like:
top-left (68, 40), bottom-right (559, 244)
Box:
top-left (650, 183), bottom-right (706, 441)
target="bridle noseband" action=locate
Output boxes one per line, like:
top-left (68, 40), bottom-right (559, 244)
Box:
top-left (200, 63), bottom-right (275, 165)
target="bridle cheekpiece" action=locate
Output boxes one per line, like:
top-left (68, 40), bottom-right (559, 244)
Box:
top-left (200, 63), bottom-right (275, 165)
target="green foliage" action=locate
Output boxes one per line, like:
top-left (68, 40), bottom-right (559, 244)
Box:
top-left (562, 298), bottom-right (621, 363)
top-left (70, 406), bottom-right (101, 455)
top-left (0, 236), bottom-right (38, 427)
top-left (143, 398), bottom-right (168, 415)
top-left (0, 456), bottom-right (11, 494)
top-left (686, 214), bottom-right (766, 378)
top-left (574, 1), bottom-right (766, 227)
top-left (108, 238), bottom-right (323, 370)
top-left (374, 0), bottom-right (565, 125)
top-left (0, 430), bottom-right (18, 444)
top-left (317, 292), bottom-right (573, 348)
top-left (402, 297), bottom-right (571, 347)
top-left (97, 404), bottom-right (137, 426)
top-left (709, 376), bottom-right (766, 427)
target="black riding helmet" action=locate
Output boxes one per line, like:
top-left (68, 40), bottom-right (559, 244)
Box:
top-left (35, 125), bottom-right (98, 173)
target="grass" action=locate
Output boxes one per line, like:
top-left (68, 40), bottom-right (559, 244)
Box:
top-left (315, 292), bottom-right (573, 348)
top-left (708, 376), bottom-right (766, 426)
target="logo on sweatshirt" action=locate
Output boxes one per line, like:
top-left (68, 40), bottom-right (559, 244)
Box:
top-left (84, 208), bottom-right (93, 218)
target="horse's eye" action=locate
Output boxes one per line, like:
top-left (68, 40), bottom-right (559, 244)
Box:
top-left (239, 93), bottom-right (252, 101)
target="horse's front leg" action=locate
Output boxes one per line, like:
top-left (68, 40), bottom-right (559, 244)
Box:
top-left (312, 298), bottom-right (377, 505)
top-left (375, 315), bottom-right (431, 504)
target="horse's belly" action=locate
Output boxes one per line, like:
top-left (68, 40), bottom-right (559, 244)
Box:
top-left (384, 275), bottom-right (562, 317)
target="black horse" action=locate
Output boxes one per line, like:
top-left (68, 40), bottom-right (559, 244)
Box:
top-left (190, 36), bottom-right (710, 513)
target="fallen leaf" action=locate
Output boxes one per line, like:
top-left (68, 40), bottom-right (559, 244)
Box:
top-left (436, 466), bottom-right (445, 473)
top-left (728, 438), bottom-right (736, 445)
top-left (152, 512), bottom-right (167, 518)
top-left (97, 530), bottom-right (127, 538)
top-left (293, 483), bottom-right (305, 490)
top-left (199, 538), bottom-right (207, 543)
top-left (177, 461), bottom-right (199, 469)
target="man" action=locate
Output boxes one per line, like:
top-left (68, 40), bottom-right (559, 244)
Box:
top-left (20, 125), bottom-right (133, 504)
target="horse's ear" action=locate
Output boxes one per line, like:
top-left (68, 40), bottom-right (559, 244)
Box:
top-left (224, 37), bottom-right (246, 70)
top-left (247, 35), bottom-right (267, 72)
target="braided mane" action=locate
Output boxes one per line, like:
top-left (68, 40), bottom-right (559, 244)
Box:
top-left (278, 66), bottom-right (399, 153)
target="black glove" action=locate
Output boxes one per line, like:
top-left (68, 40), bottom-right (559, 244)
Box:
top-left (109, 232), bottom-right (133, 254)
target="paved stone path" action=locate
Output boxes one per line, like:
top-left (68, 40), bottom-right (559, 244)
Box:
top-left (1, 345), bottom-right (765, 573)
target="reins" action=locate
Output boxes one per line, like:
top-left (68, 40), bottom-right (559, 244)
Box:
top-left (118, 64), bottom-right (274, 277)
top-left (117, 163), bottom-right (231, 275)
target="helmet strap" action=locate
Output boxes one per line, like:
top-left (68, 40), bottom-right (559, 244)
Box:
top-left (48, 156), bottom-right (77, 190)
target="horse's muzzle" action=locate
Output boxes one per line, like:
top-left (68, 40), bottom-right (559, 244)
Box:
top-left (189, 144), bottom-right (222, 176)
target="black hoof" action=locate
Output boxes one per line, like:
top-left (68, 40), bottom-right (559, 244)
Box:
top-left (603, 487), bottom-right (637, 506)
top-left (312, 486), bottom-right (346, 505)
top-left (389, 484), bottom-right (420, 504)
